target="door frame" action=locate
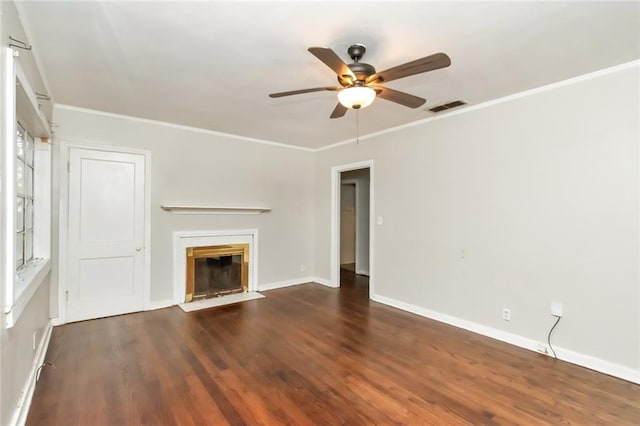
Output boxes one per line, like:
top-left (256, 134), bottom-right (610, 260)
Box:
top-left (330, 160), bottom-right (374, 297)
top-left (55, 141), bottom-right (151, 325)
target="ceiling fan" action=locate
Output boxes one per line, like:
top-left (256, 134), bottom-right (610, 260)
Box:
top-left (269, 44), bottom-right (451, 119)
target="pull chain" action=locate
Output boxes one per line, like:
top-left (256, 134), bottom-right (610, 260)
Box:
top-left (356, 109), bottom-right (360, 144)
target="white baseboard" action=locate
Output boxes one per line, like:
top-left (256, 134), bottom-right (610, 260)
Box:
top-left (258, 277), bottom-right (314, 292)
top-left (11, 320), bottom-right (54, 426)
top-left (553, 345), bottom-right (640, 384)
top-left (355, 269), bottom-right (369, 276)
top-left (371, 293), bottom-right (640, 385)
top-left (312, 277), bottom-right (338, 288)
top-left (147, 299), bottom-right (174, 310)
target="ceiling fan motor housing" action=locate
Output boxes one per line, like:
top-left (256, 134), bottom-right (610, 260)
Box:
top-left (338, 44), bottom-right (376, 86)
top-left (338, 62), bottom-right (376, 87)
top-left (348, 62), bottom-right (376, 79)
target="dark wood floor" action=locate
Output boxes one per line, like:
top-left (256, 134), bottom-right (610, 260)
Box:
top-left (28, 270), bottom-right (640, 425)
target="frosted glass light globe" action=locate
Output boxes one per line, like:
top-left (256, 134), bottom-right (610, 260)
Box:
top-left (338, 86), bottom-right (376, 109)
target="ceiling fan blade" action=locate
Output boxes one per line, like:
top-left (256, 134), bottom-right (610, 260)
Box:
top-left (269, 86), bottom-right (340, 98)
top-left (308, 47), bottom-right (355, 79)
top-left (330, 103), bottom-right (348, 119)
top-left (374, 87), bottom-right (426, 108)
top-left (366, 52), bottom-right (451, 84)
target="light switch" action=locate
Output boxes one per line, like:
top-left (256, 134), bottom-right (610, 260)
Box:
top-left (377, 216), bottom-right (383, 225)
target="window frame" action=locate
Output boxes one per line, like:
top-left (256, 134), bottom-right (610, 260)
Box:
top-left (16, 121), bottom-right (35, 270)
top-left (3, 48), bottom-right (52, 328)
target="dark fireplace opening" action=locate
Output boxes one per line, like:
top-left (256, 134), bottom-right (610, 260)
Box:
top-left (186, 244), bottom-right (249, 302)
top-left (193, 255), bottom-right (242, 299)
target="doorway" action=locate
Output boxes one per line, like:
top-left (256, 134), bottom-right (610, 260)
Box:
top-left (340, 183), bottom-right (356, 272)
top-left (331, 160), bottom-right (374, 297)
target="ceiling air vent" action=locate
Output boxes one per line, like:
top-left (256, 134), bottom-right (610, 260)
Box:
top-left (428, 100), bottom-right (467, 113)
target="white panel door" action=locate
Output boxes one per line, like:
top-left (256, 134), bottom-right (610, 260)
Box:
top-left (67, 148), bottom-right (146, 322)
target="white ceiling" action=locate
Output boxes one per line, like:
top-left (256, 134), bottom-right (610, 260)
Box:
top-left (16, 1), bottom-right (640, 150)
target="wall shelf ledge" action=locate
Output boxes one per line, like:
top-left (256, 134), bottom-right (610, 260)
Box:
top-left (161, 205), bottom-right (271, 215)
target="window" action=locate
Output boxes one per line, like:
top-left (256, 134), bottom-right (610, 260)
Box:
top-left (3, 48), bottom-right (52, 327)
top-left (16, 122), bottom-right (35, 270)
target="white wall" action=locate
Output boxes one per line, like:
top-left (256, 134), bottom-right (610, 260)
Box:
top-left (52, 106), bottom-right (317, 307)
top-left (1, 284), bottom-right (49, 426)
top-left (315, 64), bottom-right (640, 379)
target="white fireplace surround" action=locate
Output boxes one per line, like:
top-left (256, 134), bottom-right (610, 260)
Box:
top-left (172, 229), bottom-right (258, 303)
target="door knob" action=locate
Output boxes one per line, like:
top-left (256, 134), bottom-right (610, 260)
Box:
top-left (136, 247), bottom-right (142, 251)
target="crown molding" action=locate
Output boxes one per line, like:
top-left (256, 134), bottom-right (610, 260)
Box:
top-left (53, 104), bottom-right (316, 152)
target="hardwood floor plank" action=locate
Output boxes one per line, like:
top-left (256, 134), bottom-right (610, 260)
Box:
top-left (27, 271), bottom-right (640, 425)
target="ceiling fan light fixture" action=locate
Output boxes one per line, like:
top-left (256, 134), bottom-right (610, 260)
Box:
top-left (338, 86), bottom-right (376, 110)
top-left (269, 45), bottom-right (450, 119)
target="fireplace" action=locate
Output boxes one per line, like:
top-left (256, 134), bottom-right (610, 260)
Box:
top-left (173, 229), bottom-right (257, 304)
top-left (185, 244), bottom-right (249, 302)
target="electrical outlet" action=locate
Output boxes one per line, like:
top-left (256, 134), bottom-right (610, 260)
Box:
top-left (502, 308), bottom-right (511, 321)
top-left (551, 301), bottom-right (563, 317)
top-left (537, 344), bottom-right (549, 355)
top-left (300, 265), bottom-right (305, 272)
top-left (32, 331), bottom-right (37, 351)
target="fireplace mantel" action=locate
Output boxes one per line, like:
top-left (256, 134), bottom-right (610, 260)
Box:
top-left (161, 205), bottom-right (270, 215)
